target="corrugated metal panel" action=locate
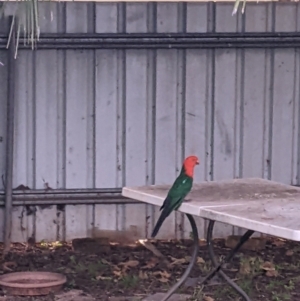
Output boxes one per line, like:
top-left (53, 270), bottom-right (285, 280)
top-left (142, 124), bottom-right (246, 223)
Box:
top-left (0, 51), bottom-right (7, 192)
top-left (0, 49), bottom-right (8, 243)
top-left (0, 2), bottom-right (300, 242)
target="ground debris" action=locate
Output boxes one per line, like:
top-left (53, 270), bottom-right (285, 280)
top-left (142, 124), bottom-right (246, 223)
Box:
top-left (55, 289), bottom-right (95, 301)
top-left (0, 236), bottom-right (299, 300)
top-left (143, 293), bottom-right (191, 301)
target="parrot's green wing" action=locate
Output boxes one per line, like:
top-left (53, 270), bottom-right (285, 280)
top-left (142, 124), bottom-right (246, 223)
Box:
top-left (151, 171), bottom-right (193, 238)
top-left (161, 172), bottom-right (193, 211)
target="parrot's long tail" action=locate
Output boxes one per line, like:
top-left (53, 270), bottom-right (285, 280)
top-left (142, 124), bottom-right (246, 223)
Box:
top-left (151, 207), bottom-right (170, 238)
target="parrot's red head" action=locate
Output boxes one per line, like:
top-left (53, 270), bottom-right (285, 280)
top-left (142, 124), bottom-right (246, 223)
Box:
top-left (183, 155), bottom-right (200, 178)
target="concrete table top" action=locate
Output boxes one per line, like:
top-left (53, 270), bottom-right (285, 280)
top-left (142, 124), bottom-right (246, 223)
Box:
top-left (122, 178), bottom-right (300, 241)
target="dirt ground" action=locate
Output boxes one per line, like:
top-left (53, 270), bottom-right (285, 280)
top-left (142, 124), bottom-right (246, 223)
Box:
top-left (0, 236), bottom-right (299, 301)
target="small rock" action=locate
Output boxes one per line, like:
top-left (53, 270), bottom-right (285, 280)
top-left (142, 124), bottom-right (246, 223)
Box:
top-left (225, 235), bottom-right (266, 251)
top-left (184, 277), bottom-right (199, 288)
top-left (143, 293), bottom-right (191, 301)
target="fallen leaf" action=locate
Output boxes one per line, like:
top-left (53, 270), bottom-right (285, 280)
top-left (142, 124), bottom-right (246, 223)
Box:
top-left (272, 239), bottom-right (286, 247)
top-left (197, 257), bottom-right (205, 264)
top-left (204, 296), bottom-right (215, 301)
top-left (138, 270), bottom-right (148, 279)
top-left (160, 270), bottom-right (171, 278)
top-left (153, 270), bottom-right (171, 282)
top-left (261, 261), bottom-right (275, 271)
top-left (141, 257), bottom-right (159, 269)
top-left (158, 277), bottom-right (169, 283)
top-left (286, 250), bottom-right (294, 256)
top-left (169, 257), bottom-right (187, 266)
top-left (119, 260), bottom-right (139, 268)
top-left (261, 261), bottom-right (278, 277)
top-left (113, 270), bottom-right (122, 277)
top-left (153, 271), bottom-right (171, 277)
top-left (118, 260), bottom-right (139, 273)
top-left (266, 270), bottom-right (278, 277)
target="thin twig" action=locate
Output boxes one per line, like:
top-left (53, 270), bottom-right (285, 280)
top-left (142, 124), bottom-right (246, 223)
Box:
top-left (138, 239), bottom-right (170, 265)
top-left (6, 15), bottom-right (15, 49)
top-left (15, 20), bottom-right (21, 59)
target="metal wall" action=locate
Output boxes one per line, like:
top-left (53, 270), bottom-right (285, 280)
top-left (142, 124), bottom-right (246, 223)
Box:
top-left (0, 1), bottom-right (300, 243)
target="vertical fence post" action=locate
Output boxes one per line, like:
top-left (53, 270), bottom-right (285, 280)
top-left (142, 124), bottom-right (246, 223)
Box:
top-left (4, 16), bottom-right (16, 253)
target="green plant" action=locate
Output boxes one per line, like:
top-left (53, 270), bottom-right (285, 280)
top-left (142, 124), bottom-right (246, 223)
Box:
top-left (120, 275), bottom-right (139, 288)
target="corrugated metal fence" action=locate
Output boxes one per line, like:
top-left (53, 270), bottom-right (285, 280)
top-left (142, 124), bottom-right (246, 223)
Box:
top-left (0, 2), bottom-right (300, 243)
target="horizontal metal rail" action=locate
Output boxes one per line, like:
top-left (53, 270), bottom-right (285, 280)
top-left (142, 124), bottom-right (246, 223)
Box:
top-left (0, 188), bottom-right (141, 206)
top-left (1, 32), bottom-right (300, 49)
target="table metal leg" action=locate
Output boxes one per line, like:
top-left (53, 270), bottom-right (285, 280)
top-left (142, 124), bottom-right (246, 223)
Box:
top-left (161, 213), bottom-right (199, 301)
top-left (200, 220), bottom-right (255, 301)
top-left (160, 217), bottom-right (254, 301)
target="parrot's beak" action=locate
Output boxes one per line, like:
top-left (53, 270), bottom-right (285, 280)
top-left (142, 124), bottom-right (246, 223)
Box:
top-left (196, 160), bottom-right (200, 165)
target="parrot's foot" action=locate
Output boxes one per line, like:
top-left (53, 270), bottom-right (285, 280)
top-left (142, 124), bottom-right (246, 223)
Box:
top-left (184, 198), bottom-right (192, 203)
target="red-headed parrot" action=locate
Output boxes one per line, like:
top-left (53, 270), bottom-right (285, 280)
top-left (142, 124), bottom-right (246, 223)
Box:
top-left (151, 155), bottom-right (200, 238)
